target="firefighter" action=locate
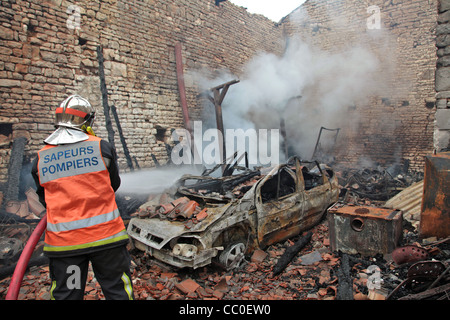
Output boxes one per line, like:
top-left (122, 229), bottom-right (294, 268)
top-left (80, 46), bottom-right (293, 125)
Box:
top-left (31, 95), bottom-right (134, 300)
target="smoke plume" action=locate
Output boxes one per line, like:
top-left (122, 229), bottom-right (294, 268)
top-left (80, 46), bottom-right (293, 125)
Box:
top-left (190, 36), bottom-right (384, 162)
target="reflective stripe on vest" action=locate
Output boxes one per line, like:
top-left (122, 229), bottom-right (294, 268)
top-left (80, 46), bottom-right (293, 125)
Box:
top-left (46, 208), bottom-right (120, 233)
top-left (44, 229), bottom-right (129, 253)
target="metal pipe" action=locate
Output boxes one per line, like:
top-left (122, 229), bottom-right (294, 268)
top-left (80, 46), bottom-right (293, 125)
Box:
top-left (175, 42), bottom-right (191, 133)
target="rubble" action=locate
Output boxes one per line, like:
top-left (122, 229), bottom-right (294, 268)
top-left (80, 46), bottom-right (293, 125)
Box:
top-left (1, 214), bottom-right (449, 301)
top-left (338, 167), bottom-right (423, 202)
top-left (336, 253), bottom-right (353, 300)
top-left (272, 232), bottom-right (312, 276)
top-left (0, 188), bottom-right (46, 223)
top-left (385, 180), bottom-right (424, 229)
top-left (0, 163), bottom-right (448, 301)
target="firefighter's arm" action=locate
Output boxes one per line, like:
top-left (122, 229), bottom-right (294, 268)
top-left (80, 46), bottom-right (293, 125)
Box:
top-left (31, 156), bottom-right (46, 208)
top-left (100, 139), bottom-right (121, 191)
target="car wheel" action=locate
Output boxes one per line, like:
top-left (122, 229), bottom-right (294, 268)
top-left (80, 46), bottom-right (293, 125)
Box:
top-left (219, 242), bottom-right (246, 270)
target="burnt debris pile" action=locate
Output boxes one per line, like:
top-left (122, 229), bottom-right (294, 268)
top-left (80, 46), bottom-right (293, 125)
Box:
top-left (338, 167), bottom-right (424, 202)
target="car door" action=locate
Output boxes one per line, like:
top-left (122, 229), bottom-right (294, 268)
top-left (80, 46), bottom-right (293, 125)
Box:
top-left (299, 161), bottom-right (333, 227)
top-left (254, 161), bottom-right (305, 248)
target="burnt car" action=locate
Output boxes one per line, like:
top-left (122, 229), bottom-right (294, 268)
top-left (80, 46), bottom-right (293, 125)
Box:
top-left (127, 156), bottom-right (339, 269)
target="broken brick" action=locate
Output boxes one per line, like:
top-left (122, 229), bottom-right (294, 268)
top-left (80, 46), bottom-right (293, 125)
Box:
top-left (160, 272), bottom-right (177, 280)
top-left (214, 277), bottom-right (229, 293)
top-left (306, 293), bottom-right (319, 300)
top-left (245, 262), bottom-right (258, 273)
top-left (318, 287), bottom-right (328, 296)
top-left (368, 289), bottom-right (387, 300)
top-left (175, 278), bottom-right (200, 294)
top-left (196, 208), bottom-right (208, 221)
top-left (212, 289), bottom-right (224, 299)
top-left (299, 250), bottom-right (323, 265)
top-left (239, 285), bottom-right (250, 293)
top-left (251, 249), bottom-right (268, 263)
top-left (196, 287), bottom-right (213, 298)
top-left (167, 293), bottom-right (183, 300)
top-left (85, 284), bottom-right (96, 293)
top-left (186, 291), bottom-right (198, 299)
top-left (141, 273), bottom-right (151, 280)
top-left (354, 292), bottom-right (369, 300)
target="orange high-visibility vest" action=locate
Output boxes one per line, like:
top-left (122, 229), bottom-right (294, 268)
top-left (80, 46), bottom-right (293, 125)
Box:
top-left (37, 135), bottom-right (128, 255)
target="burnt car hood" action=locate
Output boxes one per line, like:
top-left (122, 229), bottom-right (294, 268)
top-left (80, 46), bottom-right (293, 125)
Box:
top-left (128, 202), bottom-right (234, 249)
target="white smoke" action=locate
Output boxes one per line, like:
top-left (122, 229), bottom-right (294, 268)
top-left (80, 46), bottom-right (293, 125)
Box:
top-left (189, 36), bottom-right (383, 162)
top-left (117, 165), bottom-right (202, 194)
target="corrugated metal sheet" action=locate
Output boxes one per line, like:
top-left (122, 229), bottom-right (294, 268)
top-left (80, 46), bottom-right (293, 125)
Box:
top-left (384, 180), bottom-right (424, 224)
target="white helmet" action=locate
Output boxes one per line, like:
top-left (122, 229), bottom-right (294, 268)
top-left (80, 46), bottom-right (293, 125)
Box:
top-left (55, 95), bottom-right (95, 131)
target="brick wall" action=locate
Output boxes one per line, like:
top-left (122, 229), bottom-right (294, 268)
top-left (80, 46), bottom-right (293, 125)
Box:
top-left (0, 0), bottom-right (283, 184)
top-left (282, 0), bottom-right (437, 172)
top-left (436, 0), bottom-right (450, 149)
top-left (0, 0), bottom-right (440, 191)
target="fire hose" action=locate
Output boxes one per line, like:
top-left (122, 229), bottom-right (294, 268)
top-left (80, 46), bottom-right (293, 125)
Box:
top-left (5, 214), bottom-right (47, 300)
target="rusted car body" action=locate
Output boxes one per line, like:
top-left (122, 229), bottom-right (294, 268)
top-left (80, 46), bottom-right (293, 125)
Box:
top-left (127, 157), bottom-right (339, 269)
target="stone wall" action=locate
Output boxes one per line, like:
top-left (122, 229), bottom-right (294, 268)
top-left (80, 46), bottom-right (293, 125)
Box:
top-left (0, 0), bottom-right (441, 191)
top-left (435, 0), bottom-right (450, 150)
top-left (282, 0), bottom-right (438, 172)
top-left (0, 0), bottom-right (284, 184)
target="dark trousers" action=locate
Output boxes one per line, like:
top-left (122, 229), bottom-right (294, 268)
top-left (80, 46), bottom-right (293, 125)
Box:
top-left (48, 245), bottom-right (134, 300)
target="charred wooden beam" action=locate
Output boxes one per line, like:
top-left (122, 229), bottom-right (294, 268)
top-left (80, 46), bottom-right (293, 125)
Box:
top-left (280, 118), bottom-right (288, 160)
top-left (272, 231), bottom-right (312, 276)
top-left (1, 137), bottom-right (27, 210)
top-left (336, 252), bottom-right (354, 300)
top-left (0, 255), bottom-right (48, 281)
top-left (110, 105), bottom-right (134, 171)
top-left (206, 79), bottom-right (239, 166)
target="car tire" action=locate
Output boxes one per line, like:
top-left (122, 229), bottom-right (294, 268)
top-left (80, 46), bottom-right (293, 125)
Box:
top-left (218, 242), bottom-right (246, 270)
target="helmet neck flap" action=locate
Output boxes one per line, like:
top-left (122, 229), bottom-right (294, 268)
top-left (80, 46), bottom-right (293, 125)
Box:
top-left (44, 127), bottom-right (89, 145)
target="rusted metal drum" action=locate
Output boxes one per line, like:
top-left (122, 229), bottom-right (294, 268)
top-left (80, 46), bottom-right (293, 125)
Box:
top-left (420, 152), bottom-right (450, 239)
top-left (328, 205), bottom-right (403, 256)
